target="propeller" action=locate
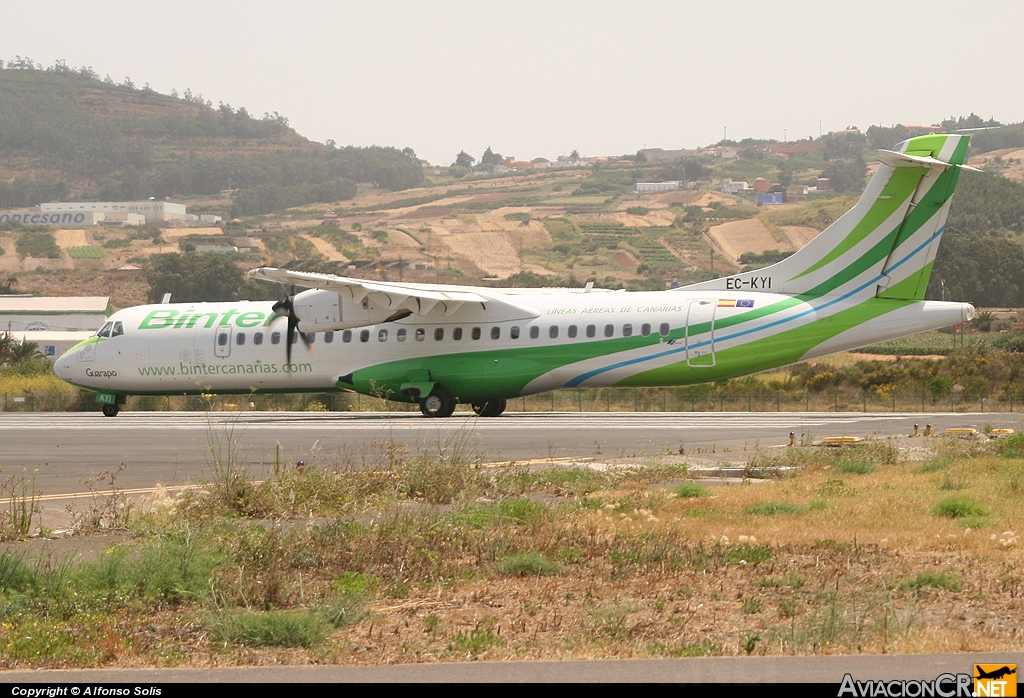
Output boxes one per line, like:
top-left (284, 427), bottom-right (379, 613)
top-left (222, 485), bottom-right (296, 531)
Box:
top-left (271, 285), bottom-right (311, 367)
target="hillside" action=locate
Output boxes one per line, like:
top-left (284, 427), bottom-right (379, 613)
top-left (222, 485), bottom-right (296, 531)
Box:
top-left (0, 59), bottom-right (423, 214)
top-left (4, 63), bottom-right (1024, 309)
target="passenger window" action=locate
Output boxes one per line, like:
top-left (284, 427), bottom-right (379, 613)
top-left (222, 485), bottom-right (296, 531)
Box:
top-left (510, 326), bottom-right (520, 339)
top-left (111, 321), bottom-right (124, 337)
top-left (434, 328), bottom-right (444, 341)
top-left (529, 326), bottom-right (539, 339)
top-left (416, 328), bottom-right (425, 341)
top-left (568, 325), bottom-right (577, 338)
top-left (236, 332), bottom-right (246, 346)
top-left (490, 326), bottom-right (500, 340)
top-left (343, 330), bottom-right (352, 343)
top-left (660, 323), bottom-right (670, 336)
top-left (97, 322), bottom-right (113, 338)
top-left (271, 332), bottom-right (281, 345)
top-left (306, 333), bottom-right (315, 344)
top-left (218, 332), bottom-right (229, 347)
top-left (397, 328), bottom-right (407, 342)
top-left (604, 324), bottom-right (614, 337)
top-left (641, 323), bottom-right (651, 337)
top-left (290, 330), bottom-right (299, 345)
top-left (360, 329), bottom-right (370, 342)
top-left (325, 331), bottom-right (334, 343)
top-left (254, 332), bottom-right (264, 345)
top-left (549, 326), bottom-right (559, 339)
top-left (378, 329), bottom-right (388, 342)
top-left (623, 324), bottom-right (633, 337)
top-left (471, 327), bottom-right (481, 340)
top-left (453, 327), bottom-right (463, 340)
top-left (586, 325), bottom-right (596, 338)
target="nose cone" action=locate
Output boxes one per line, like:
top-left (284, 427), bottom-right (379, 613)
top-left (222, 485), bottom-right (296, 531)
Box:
top-left (54, 351), bottom-right (73, 381)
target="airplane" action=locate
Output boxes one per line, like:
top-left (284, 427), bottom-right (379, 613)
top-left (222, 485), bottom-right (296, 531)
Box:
top-left (54, 134), bottom-right (976, 418)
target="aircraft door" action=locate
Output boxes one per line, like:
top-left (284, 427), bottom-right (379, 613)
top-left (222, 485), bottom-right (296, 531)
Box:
top-left (214, 326), bottom-right (232, 358)
top-left (686, 300), bottom-right (716, 367)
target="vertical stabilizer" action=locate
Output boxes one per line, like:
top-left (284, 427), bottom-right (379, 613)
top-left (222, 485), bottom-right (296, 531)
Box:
top-left (682, 134), bottom-right (970, 300)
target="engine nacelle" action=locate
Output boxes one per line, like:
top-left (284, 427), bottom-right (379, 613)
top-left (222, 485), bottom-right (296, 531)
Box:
top-left (293, 288), bottom-right (401, 332)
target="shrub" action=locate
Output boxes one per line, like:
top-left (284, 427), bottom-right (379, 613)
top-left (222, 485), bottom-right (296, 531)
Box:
top-left (497, 551), bottom-right (563, 577)
top-left (673, 482), bottom-right (710, 498)
top-left (932, 498), bottom-right (990, 519)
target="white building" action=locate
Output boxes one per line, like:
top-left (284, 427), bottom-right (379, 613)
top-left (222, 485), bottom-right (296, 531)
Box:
top-left (12, 331), bottom-right (95, 361)
top-left (0, 296), bottom-right (109, 333)
top-left (40, 200), bottom-right (187, 224)
top-left (634, 181), bottom-right (682, 194)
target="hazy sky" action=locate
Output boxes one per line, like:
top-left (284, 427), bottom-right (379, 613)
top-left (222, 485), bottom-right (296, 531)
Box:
top-left (4, 0), bottom-right (1023, 165)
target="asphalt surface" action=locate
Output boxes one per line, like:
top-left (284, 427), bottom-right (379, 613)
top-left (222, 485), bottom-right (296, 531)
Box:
top-left (0, 652), bottom-right (1020, 683)
top-left (1, 410), bottom-right (1020, 496)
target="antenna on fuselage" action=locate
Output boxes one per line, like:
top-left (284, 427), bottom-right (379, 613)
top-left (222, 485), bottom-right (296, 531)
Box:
top-left (161, 293), bottom-right (171, 304)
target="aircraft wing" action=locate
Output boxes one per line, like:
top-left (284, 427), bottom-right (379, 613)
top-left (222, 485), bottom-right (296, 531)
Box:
top-left (247, 267), bottom-right (539, 319)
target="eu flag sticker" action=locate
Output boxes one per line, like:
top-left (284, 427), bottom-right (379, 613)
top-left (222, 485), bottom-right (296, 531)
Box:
top-left (736, 299), bottom-right (755, 308)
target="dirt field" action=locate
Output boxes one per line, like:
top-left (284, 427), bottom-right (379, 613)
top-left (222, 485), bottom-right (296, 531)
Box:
top-left (53, 229), bottom-right (88, 248)
top-left (968, 148), bottom-right (1024, 180)
top-left (708, 219), bottom-right (787, 264)
top-left (780, 226), bottom-right (820, 249)
top-left (303, 235), bottom-right (349, 262)
top-left (437, 231), bottom-right (531, 278)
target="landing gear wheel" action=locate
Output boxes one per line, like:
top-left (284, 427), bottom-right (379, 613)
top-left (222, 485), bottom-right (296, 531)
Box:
top-left (102, 403), bottom-right (120, 418)
top-left (419, 387), bottom-right (456, 418)
top-left (472, 399), bottom-right (507, 417)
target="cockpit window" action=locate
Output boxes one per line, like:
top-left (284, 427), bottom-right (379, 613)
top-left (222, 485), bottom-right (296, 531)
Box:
top-left (97, 322), bottom-right (113, 338)
top-left (111, 321), bottom-right (124, 337)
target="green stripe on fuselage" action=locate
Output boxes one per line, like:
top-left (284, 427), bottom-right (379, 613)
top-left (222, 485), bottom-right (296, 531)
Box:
top-left (618, 296), bottom-right (914, 387)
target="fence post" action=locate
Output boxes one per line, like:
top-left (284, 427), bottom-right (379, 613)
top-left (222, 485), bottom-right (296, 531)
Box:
top-left (805, 392), bottom-right (809, 411)
top-left (663, 390), bottom-right (667, 412)
top-left (1011, 394), bottom-right (1014, 413)
top-left (834, 391), bottom-right (838, 412)
top-left (863, 390), bottom-right (867, 413)
top-left (551, 392), bottom-right (555, 411)
top-left (777, 390), bottom-right (781, 412)
top-left (719, 394), bottom-right (723, 412)
top-left (522, 396), bottom-right (527, 412)
top-left (921, 390), bottom-right (925, 412)
top-left (748, 391), bottom-right (752, 412)
top-left (892, 392), bottom-right (896, 412)
top-left (634, 390), bottom-right (638, 412)
top-left (578, 389), bottom-right (582, 412)
top-left (606, 392), bottom-right (611, 411)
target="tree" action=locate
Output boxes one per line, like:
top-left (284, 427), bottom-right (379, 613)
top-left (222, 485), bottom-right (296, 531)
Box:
top-left (146, 253), bottom-right (247, 303)
top-left (0, 274), bottom-right (15, 294)
top-left (480, 146), bottom-right (502, 166)
top-left (569, 150), bottom-right (581, 162)
top-left (821, 158), bottom-right (867, 193)
top-left (453, 151), bottom-right (475, 168)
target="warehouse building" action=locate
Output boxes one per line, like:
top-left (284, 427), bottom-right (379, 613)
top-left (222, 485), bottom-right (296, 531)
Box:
top-left (0, 295), bottom-right (109, 333)
top-left (39, 200), bottom-right (187, 224)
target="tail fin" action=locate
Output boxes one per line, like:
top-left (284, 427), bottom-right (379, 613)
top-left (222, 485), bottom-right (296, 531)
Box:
top-left (684, 134), bottom-right (970, 300)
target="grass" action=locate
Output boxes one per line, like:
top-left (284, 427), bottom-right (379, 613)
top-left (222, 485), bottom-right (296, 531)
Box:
top-left (207, 609), bottom-right (330, 647)
top-left (898, 572), bottom-right (963, 593)
top-left (745, 501), bottom-right (806, 516)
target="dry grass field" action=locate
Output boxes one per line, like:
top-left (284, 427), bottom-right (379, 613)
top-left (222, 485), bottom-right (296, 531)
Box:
top-left (1, 431), bottom-right (1021, 669)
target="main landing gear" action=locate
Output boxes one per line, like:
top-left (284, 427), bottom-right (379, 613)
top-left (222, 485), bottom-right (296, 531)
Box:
top-left (417, 388), bottom-right (507, 419)
top-left (419, 386), bottom-right (456, 418)
top-left (102, 403), bottom-right (120, 418)
top-left (472, 399), bottom-right (506, 417)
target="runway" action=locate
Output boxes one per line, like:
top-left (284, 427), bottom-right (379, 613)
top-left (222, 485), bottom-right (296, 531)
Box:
top-left (2, 411), bottom-right (1020, 496)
